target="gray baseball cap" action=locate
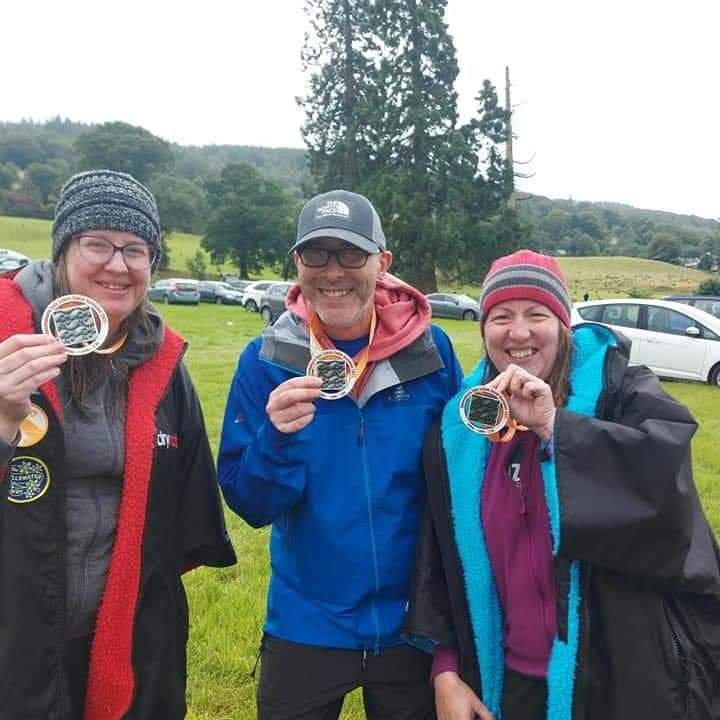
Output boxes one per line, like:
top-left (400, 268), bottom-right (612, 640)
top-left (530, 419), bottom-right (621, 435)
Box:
top-left (291, 190), bottom-right (387, 254)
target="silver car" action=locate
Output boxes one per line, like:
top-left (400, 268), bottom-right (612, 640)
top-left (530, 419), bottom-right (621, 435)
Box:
top-left (426, 293), bottom-right (480, 321)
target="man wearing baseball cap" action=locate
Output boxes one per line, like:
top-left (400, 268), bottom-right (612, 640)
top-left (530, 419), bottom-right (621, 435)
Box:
top-left (219, 189), bottom-right (463, 718)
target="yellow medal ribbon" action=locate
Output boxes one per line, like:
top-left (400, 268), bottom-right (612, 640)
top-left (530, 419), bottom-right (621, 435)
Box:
top-left (308, 308), bottom-right (377, 386)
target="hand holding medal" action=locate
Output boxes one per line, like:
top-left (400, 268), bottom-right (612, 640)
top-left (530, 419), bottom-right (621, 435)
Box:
top-left (459, 384), bottom-right (527, 442)
top-left (462, 364), bottom-right (556, 443)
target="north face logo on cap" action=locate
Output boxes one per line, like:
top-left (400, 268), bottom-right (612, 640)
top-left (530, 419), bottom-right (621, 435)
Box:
top-left (315, 200), bottom-right (350, 220)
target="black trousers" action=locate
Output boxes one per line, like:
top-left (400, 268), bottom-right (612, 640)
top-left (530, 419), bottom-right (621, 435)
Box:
top-left (257, 635), bottom-right (436, 720)
top-left (502, 666), bottom-right (547, 720)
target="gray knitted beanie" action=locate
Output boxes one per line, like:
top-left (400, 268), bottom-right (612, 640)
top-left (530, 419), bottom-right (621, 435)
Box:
top-left (52, 170), bottom-right (162, 271)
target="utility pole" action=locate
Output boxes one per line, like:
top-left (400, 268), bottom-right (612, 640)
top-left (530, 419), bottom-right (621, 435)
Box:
top-left (504, 65), bottom-right (516, 209)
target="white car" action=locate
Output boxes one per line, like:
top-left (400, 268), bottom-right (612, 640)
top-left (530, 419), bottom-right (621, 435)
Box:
top-left (241, 280), bottom-right (275, 312)
top-left (571, 298), bottom-right (720, 386)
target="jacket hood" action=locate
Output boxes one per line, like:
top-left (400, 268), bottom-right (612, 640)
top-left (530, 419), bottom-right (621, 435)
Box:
top-left (285, 273), bottom-right (431, 362)
top-left (14, 259), bottom-right (164, 368)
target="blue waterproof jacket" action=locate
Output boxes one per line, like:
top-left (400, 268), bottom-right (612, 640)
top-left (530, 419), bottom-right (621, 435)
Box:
top-left (218, 311), bottom-right (463, 650)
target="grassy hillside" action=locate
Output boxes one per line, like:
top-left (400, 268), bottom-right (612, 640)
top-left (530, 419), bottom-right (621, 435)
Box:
top-left (1, 215), bottom-right (711, 297)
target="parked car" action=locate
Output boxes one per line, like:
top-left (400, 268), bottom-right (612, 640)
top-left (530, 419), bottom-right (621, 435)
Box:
top-left (147, 278), bottom-right (199, 305)
top-left (259, 282), bottom-right (293, 325)
top-left (662, 295), bottom-right (720, 319)
top-left (572, 298), bottom-right (720, 386)
top-left (426, 292), bottom-right (480, 321)
top-left (227, 279), bottom-right (252, 291)
top-left (198, 280), bottom-right (244, 305)
top-left (241, 280), bottom-right (275, 312)
top-left (0, 248), bottom-right (30, 272)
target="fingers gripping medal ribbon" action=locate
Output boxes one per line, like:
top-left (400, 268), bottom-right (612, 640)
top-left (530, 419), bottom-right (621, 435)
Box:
top-left (459, 385), bottom-right (527, 443)
top-left (41, 294), bottom-right (118, 356)
top-left (306, 310), bottom-right (377, 400)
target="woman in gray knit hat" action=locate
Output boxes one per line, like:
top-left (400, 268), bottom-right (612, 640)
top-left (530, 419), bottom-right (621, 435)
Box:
top-left (0, 169), bottom-right (236, 720)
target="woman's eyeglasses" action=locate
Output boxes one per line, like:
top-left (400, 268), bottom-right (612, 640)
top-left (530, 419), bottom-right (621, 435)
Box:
top-left (298, 246), bottom-right (371, 269)
top-left (76, 235), bottom-right (156, 270)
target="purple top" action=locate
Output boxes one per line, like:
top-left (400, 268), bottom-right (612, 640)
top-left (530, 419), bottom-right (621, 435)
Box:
top-left (482, 431), bottom-right (557, 677)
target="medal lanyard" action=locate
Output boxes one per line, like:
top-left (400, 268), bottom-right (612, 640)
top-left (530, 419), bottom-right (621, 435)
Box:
top-left (94, 331), bottom-right (128, 355)
top-left (308, 308), bottom-right (377, 381)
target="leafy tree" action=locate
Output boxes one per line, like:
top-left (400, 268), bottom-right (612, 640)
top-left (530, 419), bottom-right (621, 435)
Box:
top-left (186, 250), bottom-right (208, 279)
top-left (647, 232), bottom-right (681, 264)
top-left (697, 278), bottom-right (720, 295)
top-left (150, 173), bottom-right (208, 234)
top-left (75, 122), bottom-right (173, 183)
top-left (0, 133), bottom-right (43, 168)
top-left (158, 234), bottom-right (171, 272)
top-left (697, 253), bottom-right (714, 271)
top-left (25, 161), bottom-right (67, 204)
top-left (0, 163), bottom-right (17, 190)
top-left (202, 163), bottom-right (293, 278)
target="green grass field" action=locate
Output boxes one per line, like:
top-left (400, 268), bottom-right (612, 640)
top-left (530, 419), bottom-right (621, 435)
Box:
top-left (2, 214), bottom-right (717, 718)
top-left (155, 304), bottom-right (720, 720)
top-left (1, 215), bottom-right (711, 295)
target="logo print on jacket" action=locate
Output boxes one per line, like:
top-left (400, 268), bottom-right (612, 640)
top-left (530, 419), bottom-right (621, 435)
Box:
top-left (156, 432), bottom-right (179, 449)
top-left (386, 385), bottom-right (411, 403)
top-left (7, 456), bottom-right (51, 503)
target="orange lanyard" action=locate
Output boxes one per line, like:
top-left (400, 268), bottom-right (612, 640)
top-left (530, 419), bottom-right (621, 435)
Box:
top-left (489, 417), bottom-right (527, 443)
top-left (308, 309), bottom-right (377, 382)
top-left (94, 331), bottom-right (128, 355)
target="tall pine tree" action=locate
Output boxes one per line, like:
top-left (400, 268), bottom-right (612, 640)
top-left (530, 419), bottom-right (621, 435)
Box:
top-left (300, 0), bottom-right (376, 190)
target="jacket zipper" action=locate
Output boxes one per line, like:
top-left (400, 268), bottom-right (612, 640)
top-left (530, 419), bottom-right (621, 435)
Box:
top-left (663, 602), bottom-right (690, 713)
top-left (358, 408), bottom-right (381, 652)
top-left (508, 456), bottom-right (552, 643)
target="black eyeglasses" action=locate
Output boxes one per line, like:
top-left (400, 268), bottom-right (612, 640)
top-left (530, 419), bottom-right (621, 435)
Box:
top-left (298, 246), bottom-right (371, 269)
top-left (76, 235), bottom-right (156, 270)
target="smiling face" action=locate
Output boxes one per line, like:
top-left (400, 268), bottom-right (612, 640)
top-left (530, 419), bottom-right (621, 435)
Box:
top-left (62, 230), bottom-right (152, 334)
top-left (483, 299), bottom-right (562, 380)
top-left (293, 238), bottom-right (392, 340)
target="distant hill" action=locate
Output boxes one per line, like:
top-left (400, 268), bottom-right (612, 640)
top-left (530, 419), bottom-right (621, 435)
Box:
top-left (1, 119), bottom-right (717, 260)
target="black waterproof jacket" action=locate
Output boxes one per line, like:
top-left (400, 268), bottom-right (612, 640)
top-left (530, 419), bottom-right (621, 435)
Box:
top-left (0, 281), bottom-right (236, 720)
top-left (404, 323), bottom-right (720, 720)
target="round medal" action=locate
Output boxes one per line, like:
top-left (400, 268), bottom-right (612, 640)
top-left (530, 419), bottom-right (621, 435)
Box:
top-left (18, 403), bottom-right (49, 448)
top-left (41, 294), bottom-right (109, 356)
top-left (306, 348), bottom-right (357, 400)
top-left (459, 385), bottom-right (511, 436)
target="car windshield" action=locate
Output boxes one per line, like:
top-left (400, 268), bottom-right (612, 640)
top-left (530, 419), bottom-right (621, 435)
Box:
top-left (457, 295), bottom-right (476, 304)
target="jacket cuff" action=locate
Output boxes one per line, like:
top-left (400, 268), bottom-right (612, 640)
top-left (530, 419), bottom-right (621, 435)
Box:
top-left (430, 646), bottom-right (460, 682)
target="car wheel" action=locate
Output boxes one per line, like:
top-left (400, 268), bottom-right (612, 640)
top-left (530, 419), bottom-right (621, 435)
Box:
top-left (215, 296), bottom-right (223, 305)
top-left (261, 307), bottom-right (273, 325)
top-left (462, 309), bottom-right (477, 321)
top-left (162, 294), bottom-right (170, 305)
top-left (710, 363), bottom-right (720, 387)
top-left (246, 299), bottom-right (257, 312)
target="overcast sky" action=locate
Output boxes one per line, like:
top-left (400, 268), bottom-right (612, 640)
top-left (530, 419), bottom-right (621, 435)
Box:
top-left (3, 0), bottom-right (718, 220)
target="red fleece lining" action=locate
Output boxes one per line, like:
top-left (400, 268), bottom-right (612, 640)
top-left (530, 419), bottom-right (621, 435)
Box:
top-left (84, 328), bottom-right (184, 720)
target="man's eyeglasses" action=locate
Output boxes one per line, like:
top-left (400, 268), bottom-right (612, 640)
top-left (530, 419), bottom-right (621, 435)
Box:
top-left (76, 235), bottom-right (156, 270)
top-left (298, 246), bottom-right (371, 269)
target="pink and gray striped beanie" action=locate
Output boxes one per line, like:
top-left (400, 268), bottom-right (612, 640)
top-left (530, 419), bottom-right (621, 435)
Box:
top-left (479, 249), bottom-right (571, 327)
